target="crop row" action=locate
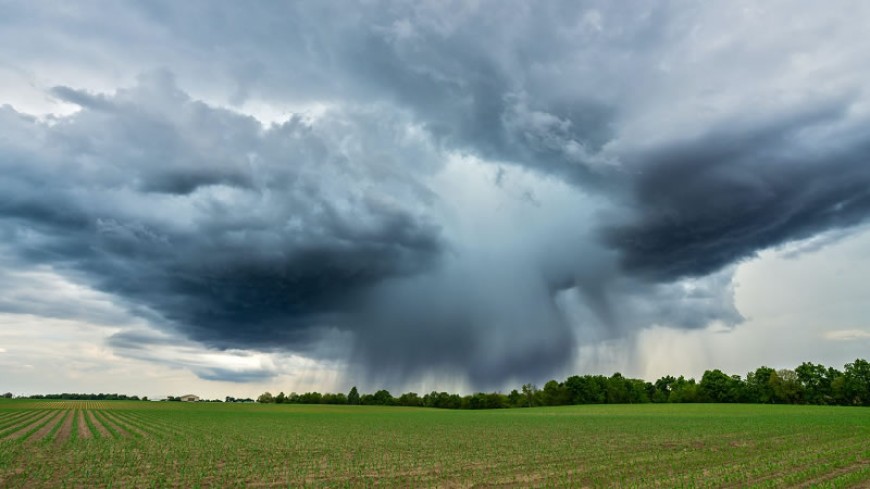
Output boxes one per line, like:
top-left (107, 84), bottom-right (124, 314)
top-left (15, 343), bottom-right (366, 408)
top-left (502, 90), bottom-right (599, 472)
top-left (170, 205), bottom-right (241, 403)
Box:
top-left (0, 409), bottom-right (171, 445)
top-left (1, 403), bottom-right (868, 487)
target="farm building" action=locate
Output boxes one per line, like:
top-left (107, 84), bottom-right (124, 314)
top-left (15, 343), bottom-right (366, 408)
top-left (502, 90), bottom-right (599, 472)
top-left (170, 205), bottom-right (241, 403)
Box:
top-left (180, 394), bottom-right (200, 402)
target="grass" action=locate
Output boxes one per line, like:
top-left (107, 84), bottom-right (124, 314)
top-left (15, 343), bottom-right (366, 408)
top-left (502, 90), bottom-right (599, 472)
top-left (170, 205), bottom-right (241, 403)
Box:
top-left (0, 399), bottom-right (867, 487)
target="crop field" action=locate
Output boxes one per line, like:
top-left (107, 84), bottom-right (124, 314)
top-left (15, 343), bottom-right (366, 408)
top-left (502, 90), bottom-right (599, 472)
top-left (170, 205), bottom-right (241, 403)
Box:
top-left (0, 400), bottom-right (867, 488)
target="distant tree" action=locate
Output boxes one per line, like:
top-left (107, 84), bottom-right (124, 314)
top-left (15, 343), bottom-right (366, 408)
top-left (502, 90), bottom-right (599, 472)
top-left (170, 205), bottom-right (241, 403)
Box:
top-left (257, 392), bottom-right (274, 404)
top-left (347, 386), bottom-right (360, 405)
top-left (746, 367), bottom-right (777, 403)
top-left (521, 384), bottom-right (538, 407)
top-left (507, 389), bottom-right (522, 407)
top-left (771, 369), bottom-right (802, 404)
top-left (398, 392), bottom-right (422, 407)
top-left (542, 380), bottom-right (569, 406)
top-left (699, 369), bottom-right (742, 403)
top-left (625, 379), bottom-right (653, 403)
top-left (564, 375), bottom-right (606, 404)
top-left (372, 389), bottom-right (394, 406)
top-left (322, 393), bottom-right (347, 404)
top-left (654, 376), bottom-right (676, 403)
top-left (1, 392), bottom-right (12, 399)
top-left (275, 392), bottom-right (286, 404)
top-left (796, 362), bottom-right (834, 404)
top-left (832, 373), bottom-right (847, 404)
top-left (668, 376), bottom-right (698, 403)
top-left (298, 392), bottom-right (323, 404)
top-left (605, 373), bottom-right (630, 404)
top-left (843, 359), bottom-right (870, 406)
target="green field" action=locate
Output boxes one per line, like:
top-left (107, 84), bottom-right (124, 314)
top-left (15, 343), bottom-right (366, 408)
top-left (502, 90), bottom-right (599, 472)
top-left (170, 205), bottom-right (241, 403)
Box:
top-left (0, 400), bottom-right (868, 488)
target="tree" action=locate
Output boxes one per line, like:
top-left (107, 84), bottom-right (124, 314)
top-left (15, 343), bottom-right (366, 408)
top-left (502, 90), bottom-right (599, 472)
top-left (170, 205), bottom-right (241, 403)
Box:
top-left (654, 376), bottom-right (676, 403)
top-left (668, 376), bottom-right (698, 403)
top-left (257, 392), bottom-right (274, 404)
top-left (372, 389), bottom-right (394, 406)
top-left (542, 380), bottom-right (569, 406)
top-left (1, 392), bottom-right (12, 399)
top-left (796, 362), bottom-right (832, 404)
top-left (843, 359), bottom-right (870, 406)
top-left (771, 369), bottom-right (802, 404)
top-left (275, 391), bottom-right (286, 404)
top-left (347, 386), bottom-right (360, 405)
top-left (398, 392), bottom-right (422, 407)
top-left (507, 389), bottom-right (522, 407)
top-left (605, 373), bottom-right (630, 404)
top-left (746, 367), bottom-right (777, 403)
top-left (699, 369), bottom-right (742, 403)
top-left (521, 384), bottom-right (539, 407)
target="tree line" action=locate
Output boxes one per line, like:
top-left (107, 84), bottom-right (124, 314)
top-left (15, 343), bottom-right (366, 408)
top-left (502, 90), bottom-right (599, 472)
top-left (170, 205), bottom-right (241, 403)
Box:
top-left (21, 393), bottom-right (146, 401)
top-left (256, 359), bottom-right (870, 409)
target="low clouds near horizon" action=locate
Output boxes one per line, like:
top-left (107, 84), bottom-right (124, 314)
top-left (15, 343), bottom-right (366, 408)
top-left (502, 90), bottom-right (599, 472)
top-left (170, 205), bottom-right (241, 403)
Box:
top-left (2, 1), bottom-right (870, 391)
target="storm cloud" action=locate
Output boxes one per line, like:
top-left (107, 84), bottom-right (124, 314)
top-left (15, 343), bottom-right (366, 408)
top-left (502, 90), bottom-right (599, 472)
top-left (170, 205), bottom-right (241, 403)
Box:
top-left (2, 1), bottom-right (870, 388)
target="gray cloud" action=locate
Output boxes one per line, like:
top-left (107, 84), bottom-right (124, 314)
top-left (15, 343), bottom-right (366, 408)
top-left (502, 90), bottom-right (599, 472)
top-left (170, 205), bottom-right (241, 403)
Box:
top-left (607, 100), bottom-right (870, 280)
top-left (1, 73), bottom-right (443, 358)
top-left (2, 1), bottom-right (870, 388)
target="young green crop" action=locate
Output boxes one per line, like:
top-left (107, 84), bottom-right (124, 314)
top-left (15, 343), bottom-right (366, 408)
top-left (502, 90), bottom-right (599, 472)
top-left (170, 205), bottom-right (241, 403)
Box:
top-left (0, 401), bottom-right (867, 487)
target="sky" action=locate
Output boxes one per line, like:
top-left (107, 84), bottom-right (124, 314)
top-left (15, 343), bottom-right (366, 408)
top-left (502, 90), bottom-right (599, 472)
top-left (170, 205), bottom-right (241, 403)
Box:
top-left (1, 1), bottom-right (869, 400)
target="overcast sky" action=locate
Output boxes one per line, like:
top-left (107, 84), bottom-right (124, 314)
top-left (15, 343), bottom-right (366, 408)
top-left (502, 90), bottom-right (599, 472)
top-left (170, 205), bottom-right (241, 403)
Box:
top-left (2, 1), bottom-right (869, 399)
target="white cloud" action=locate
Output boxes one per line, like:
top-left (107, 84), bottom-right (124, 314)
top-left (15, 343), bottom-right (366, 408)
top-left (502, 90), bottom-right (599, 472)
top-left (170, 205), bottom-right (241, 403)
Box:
top-left (825, 330), bottom-right (870, 341)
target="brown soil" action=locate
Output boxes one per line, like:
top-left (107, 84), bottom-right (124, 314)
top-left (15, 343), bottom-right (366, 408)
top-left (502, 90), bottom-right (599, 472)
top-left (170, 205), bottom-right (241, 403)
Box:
top-left (24, 411), bottom-right (66, 444)
top-left (87, 410), bottom-right (111, 438)
top-left (94, 411), bottom-right (130, 438)
top-left (76, 410), bottom-right (92, 439)
top-left (52, 410), bottom-right (74, 445)
top-left (101, 411), bottom-right (148, 438)
top-left (0, 410), bottom-right (40, 426)
top-left (0, 411), bottom-right (54, 441)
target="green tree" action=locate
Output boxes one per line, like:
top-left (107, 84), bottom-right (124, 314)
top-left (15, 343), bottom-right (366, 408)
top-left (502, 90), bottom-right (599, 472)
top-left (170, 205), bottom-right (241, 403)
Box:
top-left (521, 384), bottom-right (538, 407)
top-left (275, 391), bottom-right (286, 404)
top-left (699, 369), bottom-right (740, 403)
top-left (372, 389), bottom-right (394, 406)
top-left (605, 373), bottom-right (629, 404)
top-left (746, 366), bottom-right (777, 403)
top-left (398, 392), bottom-right (422, 407)
top-left (771, 369), bottom-right (802, 404)
top-left (256, 392), bottom-right (274, 403)
top-left (796, 362), bottom-right (832, 404)
top-left (843, 359), bottom-right (870, 406)
top-left (542, 380), bottom-right (569, 406)
top-left (654, 376), bottom-right (676, 403)
top-left (507, 389), bottom-right (522, 407)
top-left (668, 376), bottom-right (698, 403)
top-left (347, 386), bottom-right (360, 405)
top-left (564, 375), bottom-right (605, 404)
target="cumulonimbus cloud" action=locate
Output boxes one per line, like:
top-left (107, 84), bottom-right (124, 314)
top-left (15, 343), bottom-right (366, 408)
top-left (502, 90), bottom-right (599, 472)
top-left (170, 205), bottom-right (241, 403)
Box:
top-left (2, 1), bottom-right (870, 388)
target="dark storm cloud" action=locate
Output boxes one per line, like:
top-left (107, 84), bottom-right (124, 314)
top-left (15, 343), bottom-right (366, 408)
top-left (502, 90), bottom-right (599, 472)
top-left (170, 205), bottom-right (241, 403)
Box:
top-left (607, 101), bottom-right (870, 281)
top-left (0, 74), bottom-right (443, 358)
top-left (3, 0), bottom-right (870, 387)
